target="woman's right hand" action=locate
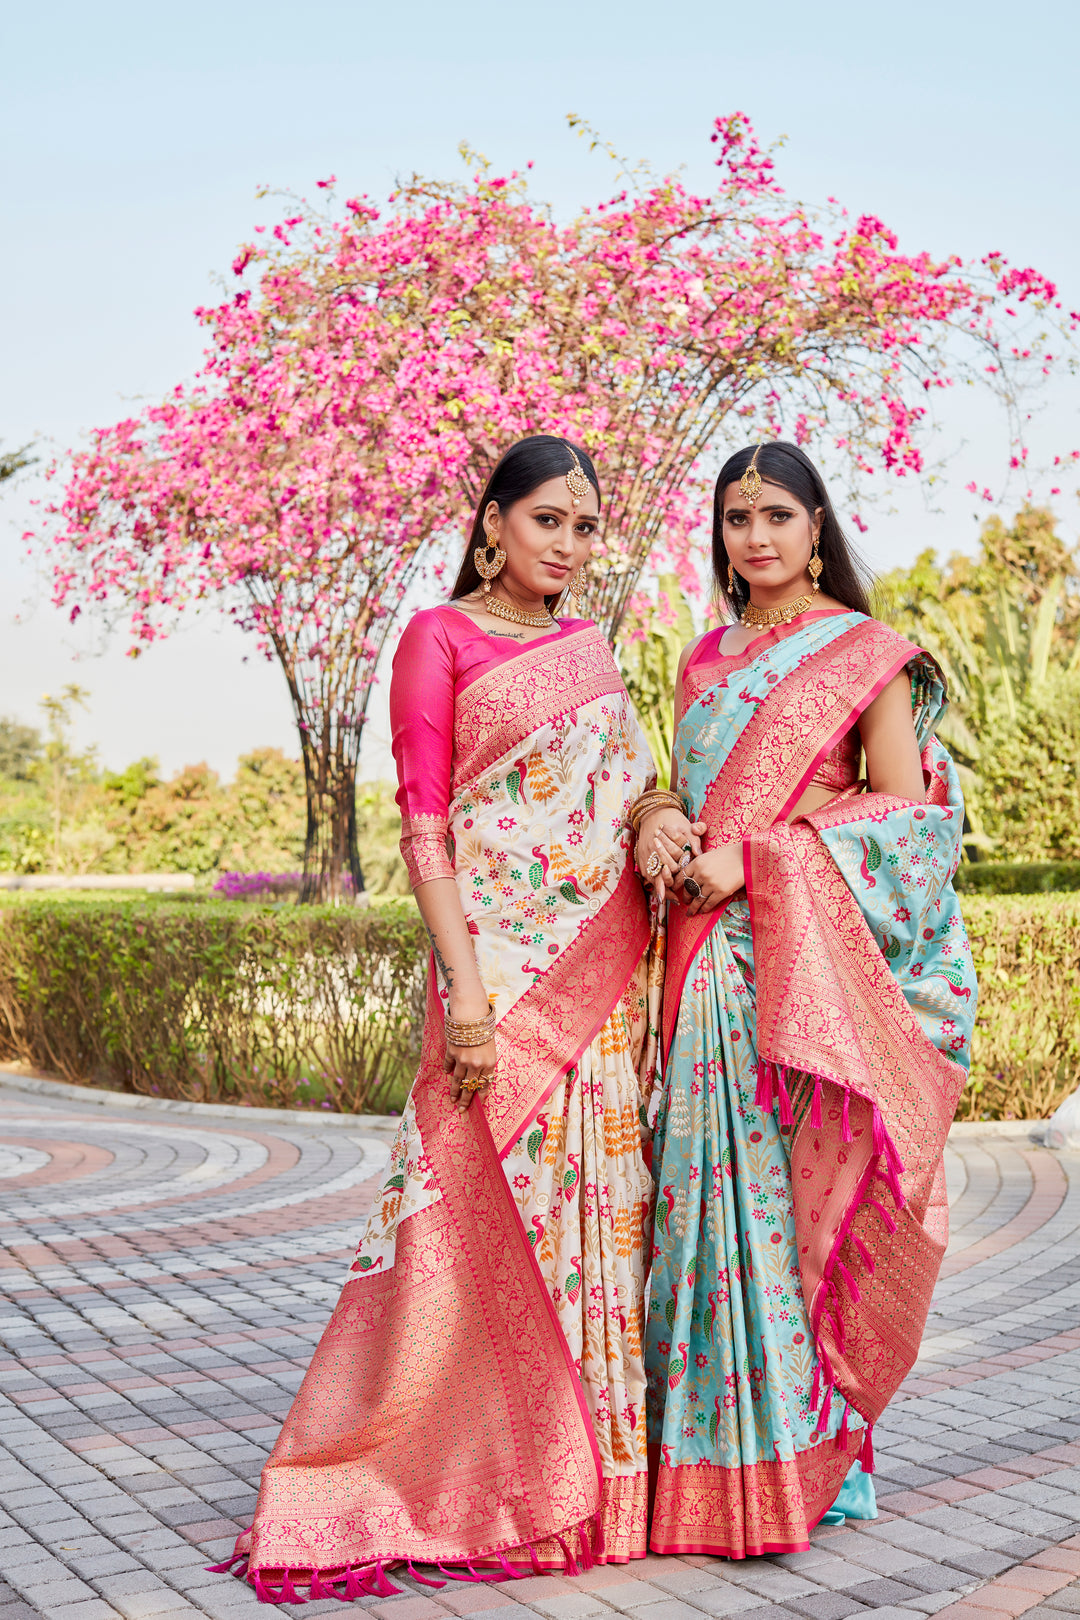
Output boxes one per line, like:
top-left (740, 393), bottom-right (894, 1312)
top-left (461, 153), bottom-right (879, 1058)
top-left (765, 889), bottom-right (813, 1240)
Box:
top-left (636, 805), bottom-right (707, 898)
top-left (445, 991), bottom-right (497, 1111)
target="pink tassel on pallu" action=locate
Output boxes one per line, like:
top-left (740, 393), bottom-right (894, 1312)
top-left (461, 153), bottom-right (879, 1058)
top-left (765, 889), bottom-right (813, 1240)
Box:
top-left (495, 1554), bottom-right (524, 1581)
top-left (810, 1076), bottom-right (823, 1130)
top-left (841, 1089), bottom-right (852, 1143)
top-left (869, 1197), bottom-right (897, 1233)
top-left (253, 1572), bottom-right (285, 1605)
top-left (755, 1061), bottom-right (775, 1112)
top-left (837, 1403), bottom-right (850, 1451)
top-left (872, 1105), bottom-right (886, 1157)
top-left (439, 1564), bottom-right (484, 1584)
top-left (810, 1363), bottom-right (821, 1413)
top-left (206, 1552), bottom-right (247, 1575)
top-left (852, 1234), bottom-right (875, 1274)
top-left (884, 1137), bottom-right (907, 1207)
top-left (374, 1562), bottom-right (403, 1597)
top-left (835, 1260), bottom-right (861, 1304)
top-left (592, 1508), bottom-right (605, 1563)
top-left (860, 1423), bottom-right (875, 1473)
top-left (777, 1069), bottom-right (794, 1128)
top-left (525, 1544), bottom-right (544, 1577)
top-left (818, 1382), bottom-right (833, 1428)
top-left (827, 1306), bottom-right (846, 1353)
top-left (343, 1568), bottom-right (377, 1600)
top-left (307, 1570), bottom-right (343, 1600)
top-left (577, 1523), bottom-right (595, 1571)
top-left (410, 1563), bottom-right (447, 1588)
top-left (556, 1535), bottom-right (580, 1577)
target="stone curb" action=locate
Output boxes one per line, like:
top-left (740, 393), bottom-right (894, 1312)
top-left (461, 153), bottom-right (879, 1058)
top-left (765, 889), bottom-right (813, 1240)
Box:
top-left (0, 1063), bottom-right (400, 1135)
top-left (0, 1061), bottom-right (1047, 1143)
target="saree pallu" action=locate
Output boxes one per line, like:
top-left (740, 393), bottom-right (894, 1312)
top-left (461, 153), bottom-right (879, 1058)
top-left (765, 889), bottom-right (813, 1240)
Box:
top-left (646, 612), bottom-right (977, 1557)
top-left (231, 625), bottom-right (658, 1597)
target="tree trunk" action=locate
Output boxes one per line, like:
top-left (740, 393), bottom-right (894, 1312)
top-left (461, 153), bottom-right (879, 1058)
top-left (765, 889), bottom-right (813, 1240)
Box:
top-left (298, 735), bottom-right (364, 904)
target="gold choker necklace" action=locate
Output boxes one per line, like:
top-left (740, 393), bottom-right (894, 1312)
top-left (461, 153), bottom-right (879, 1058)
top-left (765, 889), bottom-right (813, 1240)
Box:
top-left (484, 591), bottom-right (557, 630)
top-left (741, 593), bottom-right (814, 630)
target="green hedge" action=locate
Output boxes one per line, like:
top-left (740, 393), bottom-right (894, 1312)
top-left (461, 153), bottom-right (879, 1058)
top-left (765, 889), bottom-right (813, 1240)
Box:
top-left (0, 897), bottom-right (427, 1114)
top-left (960, 894), bottom-right (1080, 1121)
top-left (954, 860), bottom-right (1080, 895)
top-left (0, 892), bottom-right (1076, 1123)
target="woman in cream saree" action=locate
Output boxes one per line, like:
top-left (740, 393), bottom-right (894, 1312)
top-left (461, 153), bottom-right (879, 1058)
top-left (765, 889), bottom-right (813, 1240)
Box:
top-left (638, 442), bottom-right (977, 1558)
top-left (215, 437), bottom-right (658, 1601)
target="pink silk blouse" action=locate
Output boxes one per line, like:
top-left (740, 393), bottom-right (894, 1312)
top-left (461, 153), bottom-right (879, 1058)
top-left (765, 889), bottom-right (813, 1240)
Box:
top-left (681, 610), bottom-right (862, 793)
top-left (390, 606), bottom-right (591, 888)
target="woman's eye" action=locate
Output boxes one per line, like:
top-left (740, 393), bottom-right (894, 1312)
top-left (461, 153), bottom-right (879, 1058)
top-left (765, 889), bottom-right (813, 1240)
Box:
top-left (771, 511), bottom-right (791, 523)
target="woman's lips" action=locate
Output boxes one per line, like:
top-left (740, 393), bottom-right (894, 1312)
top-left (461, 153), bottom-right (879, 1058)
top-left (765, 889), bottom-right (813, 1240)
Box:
top-left (543, 563), bottom-right (570, 577)
top-left (745, 556), bottom-right (780, 567)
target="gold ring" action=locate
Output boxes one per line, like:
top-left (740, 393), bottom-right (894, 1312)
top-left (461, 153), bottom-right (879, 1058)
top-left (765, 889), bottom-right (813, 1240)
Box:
top-left (645, 853), bottom-right (663, 877)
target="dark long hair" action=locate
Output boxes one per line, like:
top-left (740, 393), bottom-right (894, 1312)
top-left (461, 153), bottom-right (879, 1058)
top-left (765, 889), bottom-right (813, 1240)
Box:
top-left (712, 441), bottom-right (873, 620)
top-left (450, 435), bottom-right (601, 607)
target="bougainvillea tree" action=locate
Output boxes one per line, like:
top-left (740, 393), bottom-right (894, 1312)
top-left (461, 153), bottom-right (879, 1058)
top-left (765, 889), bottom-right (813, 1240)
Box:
top-left (40, 114), bottom-right (1076, 898)
top-left (45, 257), bottom-right (445, 900)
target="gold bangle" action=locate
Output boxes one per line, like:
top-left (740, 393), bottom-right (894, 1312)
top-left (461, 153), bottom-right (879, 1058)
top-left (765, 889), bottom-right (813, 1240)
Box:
top-left (445, 1008), bottom-right (496, 1047)
top-left (627, 789), bottom-right (685, 835)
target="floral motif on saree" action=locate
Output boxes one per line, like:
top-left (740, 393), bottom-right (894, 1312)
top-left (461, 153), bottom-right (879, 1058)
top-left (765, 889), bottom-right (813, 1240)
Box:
top-left (646, 612), bottom-right (976, 1557)
top-left (228, 625), bottom-right (658, 1596)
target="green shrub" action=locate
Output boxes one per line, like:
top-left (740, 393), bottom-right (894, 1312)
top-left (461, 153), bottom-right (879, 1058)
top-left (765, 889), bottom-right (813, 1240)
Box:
top-left (1, 892), bottom-right (1075, 1125)
top-left (960, 894), bottom-right (1080, 1121)
top-left (955, 860), bottom-right (1080, 895)
top-left (0, 896), bottom-right (427, 1114)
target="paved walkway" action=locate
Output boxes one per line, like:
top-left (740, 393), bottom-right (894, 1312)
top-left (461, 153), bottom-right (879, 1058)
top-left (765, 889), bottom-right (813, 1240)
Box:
top-left (2, 1081), bottom-right (1079, 1620)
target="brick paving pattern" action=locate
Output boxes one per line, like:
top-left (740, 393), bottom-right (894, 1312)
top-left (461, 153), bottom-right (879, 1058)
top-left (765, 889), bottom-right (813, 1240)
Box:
top-left (2, 1081), bottom-right (1079, 1620)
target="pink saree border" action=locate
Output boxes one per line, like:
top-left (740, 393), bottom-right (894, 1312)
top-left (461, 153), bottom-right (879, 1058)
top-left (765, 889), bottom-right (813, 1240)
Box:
top-left (744, 808), bottom-right (964, 1431)
top-left (663, 619), bottom-right (920, 1059)
top-left (238, 997), bottom-right (603, 1582)
top-left (453, 626), bottom-right (626, 793)
top-left (650, 1427), bottom-right (860, 1558)
top-left (484, 860), bottom-right (650, 1157)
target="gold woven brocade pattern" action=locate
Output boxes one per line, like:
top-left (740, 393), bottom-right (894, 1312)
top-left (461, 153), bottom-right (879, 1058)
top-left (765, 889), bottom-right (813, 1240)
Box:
top-left (399, 811), bottom-right (455, 887)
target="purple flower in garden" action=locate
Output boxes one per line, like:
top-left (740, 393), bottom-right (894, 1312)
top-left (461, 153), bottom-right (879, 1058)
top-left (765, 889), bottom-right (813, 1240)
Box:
top-left (213, 870), bottom-right (356, 901)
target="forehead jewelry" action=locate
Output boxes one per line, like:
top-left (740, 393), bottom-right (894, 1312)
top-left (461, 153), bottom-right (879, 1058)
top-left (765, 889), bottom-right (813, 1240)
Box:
top-left (565, 444), bottom-right (591, 510)
top-left (739, 445), bottom-right (764, 507)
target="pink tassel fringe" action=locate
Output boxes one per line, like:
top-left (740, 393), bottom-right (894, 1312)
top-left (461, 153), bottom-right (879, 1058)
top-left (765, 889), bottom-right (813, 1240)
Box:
top-left (810, 1076), bottom-right (823, 1129)
top-left (556, 1536), bottom-right (580, 1577)
top-left (410, 1563), bottom-right (447, 1588)
top-left (841, 1089), bottom-right (852, 1142)
top-left (860, 1423), bottom-right (875, 1473)
top-left (835, 1260), bottom-right (861, 1304)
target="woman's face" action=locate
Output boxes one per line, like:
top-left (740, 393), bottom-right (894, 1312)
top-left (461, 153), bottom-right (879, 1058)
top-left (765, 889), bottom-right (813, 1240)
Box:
top-left (721, 478), bottom-right (822, 597)
top-left (485, 475), bottom-right (599, 599)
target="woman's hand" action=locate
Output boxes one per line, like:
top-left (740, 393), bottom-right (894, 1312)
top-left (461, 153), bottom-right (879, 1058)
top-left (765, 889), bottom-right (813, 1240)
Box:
top-left (636, 806), bottom-right (707, 900)
top-left (445, 991), bottom-right (497, 1112)
top-left (446, 1037), bottom-right (497, 1111)
top-left (674, 840), bottom-right (746, 917)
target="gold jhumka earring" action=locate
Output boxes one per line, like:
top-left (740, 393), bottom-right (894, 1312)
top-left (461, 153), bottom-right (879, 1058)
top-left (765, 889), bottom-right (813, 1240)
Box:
top-left (474, 528), bottom-right (507, 595)
top-left (564, 444), bottom-right (591, 510)
top-left (727, 560), bottom-right (736, 593)
top-left (808, 535), bottom-right (823, 592)
top-left (569, 566), bottom-right (588, 605)
top-left (739, 444), bottom-right (764, 507)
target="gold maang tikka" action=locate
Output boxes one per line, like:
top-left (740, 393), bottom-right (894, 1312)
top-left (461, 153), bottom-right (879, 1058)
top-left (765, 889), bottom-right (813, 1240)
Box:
top-left (565, 444), bottom-right (591, 510)
top-left (739, 445), bottom-right (764, 507)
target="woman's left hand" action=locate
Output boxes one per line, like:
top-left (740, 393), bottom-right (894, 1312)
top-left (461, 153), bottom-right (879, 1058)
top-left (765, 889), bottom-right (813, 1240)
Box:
top-left (674, 841), bottom-right (746, 916)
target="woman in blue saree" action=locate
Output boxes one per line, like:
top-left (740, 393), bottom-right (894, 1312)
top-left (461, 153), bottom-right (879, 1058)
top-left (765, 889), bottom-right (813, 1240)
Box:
top-left (635, 443), bottom-right (977, 1557)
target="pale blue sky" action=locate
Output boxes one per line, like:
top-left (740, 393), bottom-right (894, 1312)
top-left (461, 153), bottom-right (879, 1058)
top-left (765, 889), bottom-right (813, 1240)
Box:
top-left (2, 0), bottom-right (1077, 777)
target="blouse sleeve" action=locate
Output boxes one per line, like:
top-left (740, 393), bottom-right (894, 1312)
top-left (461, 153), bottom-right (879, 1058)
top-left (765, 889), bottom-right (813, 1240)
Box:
top-left (390, 610), bottom-right (457, 888)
